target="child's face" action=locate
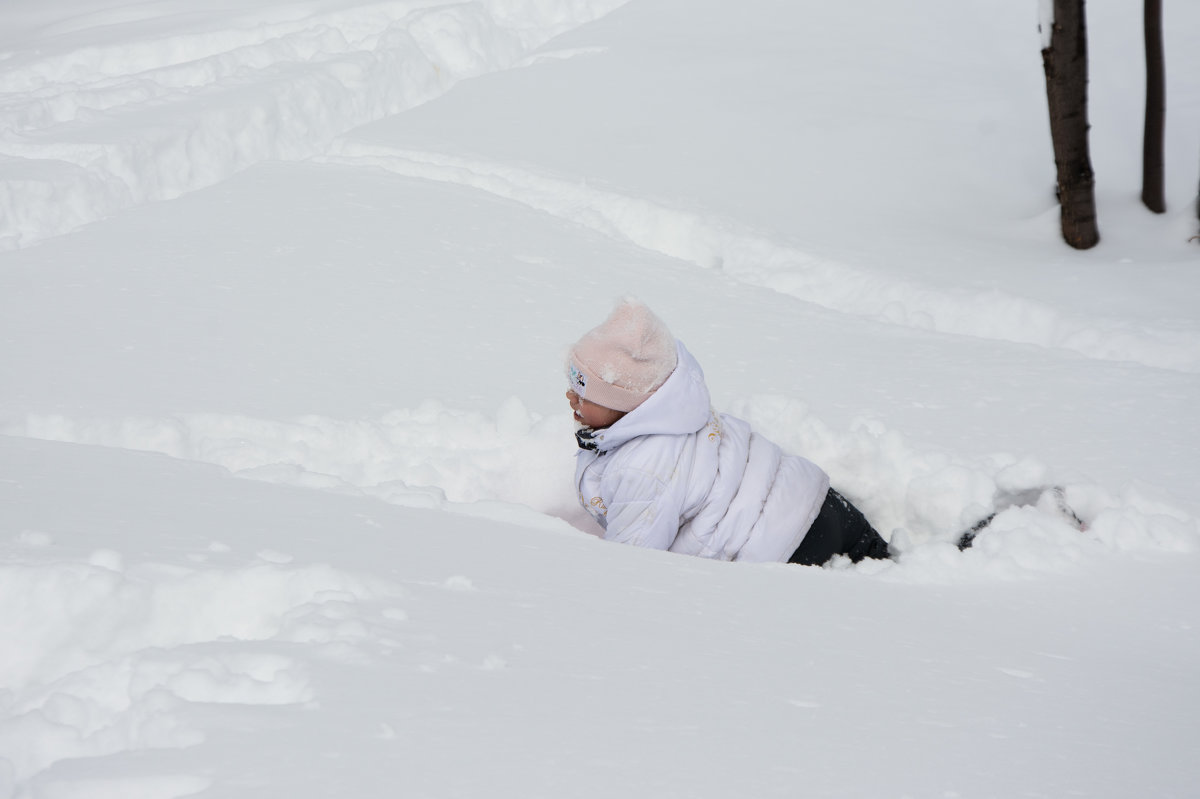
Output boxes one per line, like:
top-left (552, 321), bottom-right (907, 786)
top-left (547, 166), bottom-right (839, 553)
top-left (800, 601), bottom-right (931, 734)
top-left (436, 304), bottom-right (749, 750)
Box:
top-left (566, 390), bottom-right (625, 429)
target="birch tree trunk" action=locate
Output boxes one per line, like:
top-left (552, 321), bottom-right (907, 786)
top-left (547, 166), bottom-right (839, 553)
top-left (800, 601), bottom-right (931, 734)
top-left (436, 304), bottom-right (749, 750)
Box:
top-left (1042, 0), bottom-right (1100, 249)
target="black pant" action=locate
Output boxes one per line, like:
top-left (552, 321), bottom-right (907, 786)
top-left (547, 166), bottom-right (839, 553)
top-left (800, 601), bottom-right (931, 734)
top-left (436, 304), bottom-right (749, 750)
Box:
top-left (787, 488), bottom-right (891, 566)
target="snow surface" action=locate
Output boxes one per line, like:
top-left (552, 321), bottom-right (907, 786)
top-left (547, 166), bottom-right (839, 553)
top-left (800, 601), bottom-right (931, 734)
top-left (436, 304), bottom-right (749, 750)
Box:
top-left (2, 0), bottom-right (1200, 796)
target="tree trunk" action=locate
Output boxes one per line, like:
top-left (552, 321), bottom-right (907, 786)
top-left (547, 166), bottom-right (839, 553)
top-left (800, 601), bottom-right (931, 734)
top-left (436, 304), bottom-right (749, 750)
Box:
top-left (1042, 0), bottom-right (1100, 249)
top-left (1142, 0), bottom-right (1166, 213)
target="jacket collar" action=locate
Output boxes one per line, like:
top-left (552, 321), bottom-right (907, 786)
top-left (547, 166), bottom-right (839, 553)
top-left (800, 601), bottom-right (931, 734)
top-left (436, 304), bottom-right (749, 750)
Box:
top-left (575, 426), bottom-right (600, 451)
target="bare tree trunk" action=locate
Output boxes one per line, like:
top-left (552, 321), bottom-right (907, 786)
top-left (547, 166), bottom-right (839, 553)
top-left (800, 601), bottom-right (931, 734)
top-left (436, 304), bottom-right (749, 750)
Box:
top-left (1142, 0), bottom-right (1166, 213)
top-left (1042, 0), bottom-right (1100, 249)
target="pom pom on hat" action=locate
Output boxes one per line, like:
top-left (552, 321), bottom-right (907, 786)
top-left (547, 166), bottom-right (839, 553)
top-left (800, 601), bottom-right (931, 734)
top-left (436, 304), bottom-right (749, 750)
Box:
top-left (567, 298), bottom-right (678, 412)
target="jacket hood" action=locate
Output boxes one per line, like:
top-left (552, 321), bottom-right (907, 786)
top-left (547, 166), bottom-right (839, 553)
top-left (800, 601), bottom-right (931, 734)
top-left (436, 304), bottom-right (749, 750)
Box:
top-left (582, 340), bottom-right (712, 453)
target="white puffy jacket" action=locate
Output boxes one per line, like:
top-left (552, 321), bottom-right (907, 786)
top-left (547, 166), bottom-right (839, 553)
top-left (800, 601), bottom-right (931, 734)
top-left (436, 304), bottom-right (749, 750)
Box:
top-left (574, 341), bottom-right (830, 562)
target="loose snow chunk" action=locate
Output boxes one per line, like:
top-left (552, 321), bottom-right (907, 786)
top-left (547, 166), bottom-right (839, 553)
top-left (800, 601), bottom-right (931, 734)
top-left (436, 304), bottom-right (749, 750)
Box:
top-left (443, 575), bottom-right (475, 591)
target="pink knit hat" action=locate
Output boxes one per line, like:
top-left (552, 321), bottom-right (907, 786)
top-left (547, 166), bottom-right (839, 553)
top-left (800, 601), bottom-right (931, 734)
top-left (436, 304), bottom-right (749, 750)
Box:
top-left (567, 298), bottom-right (678, 412)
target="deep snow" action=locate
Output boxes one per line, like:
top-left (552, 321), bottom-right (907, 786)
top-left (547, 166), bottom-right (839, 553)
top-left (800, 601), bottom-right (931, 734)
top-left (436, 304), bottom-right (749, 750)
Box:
top-left (2, 0), bottom-right (1200, 797)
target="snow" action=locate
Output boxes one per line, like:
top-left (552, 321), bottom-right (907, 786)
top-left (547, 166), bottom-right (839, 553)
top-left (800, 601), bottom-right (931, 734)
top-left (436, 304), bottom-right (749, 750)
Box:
top-left (2, 0), bottom-right (1199, 797)
top-left (0, 0), bottom-right (629, 250)
top-left (1039, 0), bottom-right (1054, 49)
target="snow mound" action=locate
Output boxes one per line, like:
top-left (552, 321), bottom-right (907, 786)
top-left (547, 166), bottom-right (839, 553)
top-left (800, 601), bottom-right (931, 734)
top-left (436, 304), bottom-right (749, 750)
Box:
top-left (9, 398), bottom-right (1196, 583)
top-left (8, 399), bottom-right (583, 526)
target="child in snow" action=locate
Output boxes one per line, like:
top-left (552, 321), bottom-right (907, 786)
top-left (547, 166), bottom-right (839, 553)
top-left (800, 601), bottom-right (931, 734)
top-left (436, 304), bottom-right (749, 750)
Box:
top-left (566, 298), bottom-right (891, 566)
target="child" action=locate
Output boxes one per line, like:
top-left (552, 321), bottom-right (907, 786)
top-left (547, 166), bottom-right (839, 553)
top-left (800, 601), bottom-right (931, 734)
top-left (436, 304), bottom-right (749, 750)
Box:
top-left (566, 297), bottom-right (891, 566)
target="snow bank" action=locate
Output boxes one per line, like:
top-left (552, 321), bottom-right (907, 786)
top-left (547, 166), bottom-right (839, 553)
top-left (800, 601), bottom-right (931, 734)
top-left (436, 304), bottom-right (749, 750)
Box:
top-left (7, 399), bottom-right (579, 521)
top-left (730, 396), bottom-right (1199, 581)
top-left (9, 398), bottom-right (1196, 583)
top-left (0, 0), bottom-right (630, 250)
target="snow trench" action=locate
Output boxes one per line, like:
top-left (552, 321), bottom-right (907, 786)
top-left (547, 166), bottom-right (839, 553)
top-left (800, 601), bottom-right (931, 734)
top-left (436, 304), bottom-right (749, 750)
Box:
top-left (8, 400), bottom-right (1197, 581)
top-left (0, 0), bottom-right (631, 250)
top-left (319, 142), bottom-right (1200, 375)
top-left (4, 398), bottom-right (1196, 789)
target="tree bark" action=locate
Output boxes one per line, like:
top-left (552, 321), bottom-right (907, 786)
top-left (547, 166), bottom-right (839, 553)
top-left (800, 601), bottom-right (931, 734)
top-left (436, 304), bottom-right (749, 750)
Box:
top-left (1142, 0), bottom-right (1166, 213)
top-left (1042, 0), bottom-right (1100, 249)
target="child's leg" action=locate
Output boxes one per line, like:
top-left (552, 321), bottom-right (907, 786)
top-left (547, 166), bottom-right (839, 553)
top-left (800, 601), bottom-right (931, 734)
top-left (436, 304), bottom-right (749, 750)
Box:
top-left (787, 488), bottom-right (891, 566)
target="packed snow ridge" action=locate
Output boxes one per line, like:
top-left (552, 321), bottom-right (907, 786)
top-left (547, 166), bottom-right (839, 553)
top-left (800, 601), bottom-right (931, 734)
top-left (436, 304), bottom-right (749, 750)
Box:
top-left (0, 0), bottom-right (631, 250)
top-left (323, 142), bottom-right (1200, 374)
top-left (8, 398), bottom-right (1198, 582)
